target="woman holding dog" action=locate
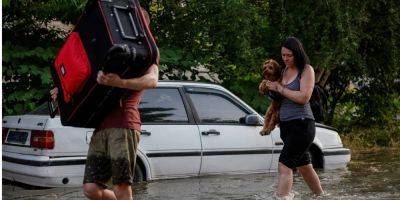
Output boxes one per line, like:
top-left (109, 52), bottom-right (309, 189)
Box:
top-left (265, 37), bottom-right (324, 199)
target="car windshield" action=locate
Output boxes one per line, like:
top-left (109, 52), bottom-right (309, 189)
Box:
top-left (28, 103), bottom-right (51, 115)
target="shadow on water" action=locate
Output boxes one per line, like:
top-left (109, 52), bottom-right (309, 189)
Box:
top-left (3, 148), bottom-right (400, 199)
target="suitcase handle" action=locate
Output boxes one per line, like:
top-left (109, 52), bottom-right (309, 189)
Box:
top-left (113, 5), bottom-right (140, 41)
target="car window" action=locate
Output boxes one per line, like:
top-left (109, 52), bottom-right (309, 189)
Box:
top-left (188, 92), bottom-right (248, 124)
top-left (28, 103), bottom-right (50, 115)
top-left (139, 88), bottom-right (189, 123)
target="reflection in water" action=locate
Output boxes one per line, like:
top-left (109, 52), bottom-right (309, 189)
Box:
top-left (3, 148), bottom-right (400, 199)
top-left (133, 174), bottom-right (277, 200)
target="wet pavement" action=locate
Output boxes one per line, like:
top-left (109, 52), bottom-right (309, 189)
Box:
top-left (3, 148), bottom-right (400, 199)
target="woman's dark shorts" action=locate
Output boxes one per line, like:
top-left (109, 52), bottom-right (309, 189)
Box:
top-left (279, 118), bottom-right (315, 169)
top-left (83, 128), bottom-right (140, 186)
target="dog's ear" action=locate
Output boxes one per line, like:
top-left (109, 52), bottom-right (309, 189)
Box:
top-left (259, 80), bottom-right (270, 94)
top-left (270, 60), bottom-right (282, 75)
top-left (262, 59), bottom-right (272, 69)
top-left (262, 67), bottom-right (269, 78)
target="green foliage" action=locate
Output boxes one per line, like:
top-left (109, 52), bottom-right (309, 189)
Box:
top-left (2, 41), bottom-right (57, 115)
top-left (340, 122), bottom-right (400, 148)
top-left (268, 0), bottom-right (400, 128)
top-left (2, 0), bottom-right (87, 115)
top-left (333, 93), bottom-right (400, 147)
top-left (352, 0), bottom-right (400, 125)
top-left (2, 0), bottom-right (399, 146)
top-left (268, 0), bottom-right (366, 121)
top-left (151, 0), bottom-right (272, 111)
top-left (2, 0), bottom-right (86, 23)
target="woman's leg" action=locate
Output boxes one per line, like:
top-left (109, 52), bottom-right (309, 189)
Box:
top-left (276, 162), bottom-right (294, 197)
top-left (297, 164), bottom-right (324, 194)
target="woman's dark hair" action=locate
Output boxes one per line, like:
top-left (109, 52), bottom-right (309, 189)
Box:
top-left (282, 37), bottom-right (310, 72)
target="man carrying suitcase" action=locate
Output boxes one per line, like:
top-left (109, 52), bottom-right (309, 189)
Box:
top-left (51, 63), bottom-right (158, 200)
top-left (86, 63), bottom-right (158, 200)
top-left (51, 8), bottom-right (158, 200)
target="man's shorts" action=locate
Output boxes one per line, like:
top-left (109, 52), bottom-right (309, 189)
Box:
top-left (278, 118), bottom-right (315, 169)
top-left (83, 128), bottom-right (140, 186)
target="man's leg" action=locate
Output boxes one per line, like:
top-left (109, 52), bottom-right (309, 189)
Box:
top-left (297, 164), bottom-right (324, 194)
top-left (109, 129), bottom-right (140, 200)
top-left (83, 183), bottom-right (117, 200)
top-left (83, 129), bottom-right (114, 199)
top-left (113, 183), bottom-right (133, 200)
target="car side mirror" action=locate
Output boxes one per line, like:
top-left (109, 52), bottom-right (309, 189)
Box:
top-left (240, 114), bottom-right (262, 126)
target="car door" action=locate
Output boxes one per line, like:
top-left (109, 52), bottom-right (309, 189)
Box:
top-left (185, 86), bottom-right (274, 174)
top-left (139, 87), bottom-right (202, 179)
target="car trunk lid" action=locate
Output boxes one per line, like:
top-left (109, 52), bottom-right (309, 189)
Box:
top-left (2, 115), bottom-right (51, 155)
top-left (3, 115), bottom-right (48, 130)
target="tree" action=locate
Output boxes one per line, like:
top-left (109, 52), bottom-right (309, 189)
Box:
top-left (2, 0), bottom-right (86, 115)
top-left (3, 0), bottom-right (399, 134)
top-left (352, 0), bottom-right (400, 125)
top-left (268, 0), bottom-right (369, 124)
top-left (149, 0), bottom-right (273, 112)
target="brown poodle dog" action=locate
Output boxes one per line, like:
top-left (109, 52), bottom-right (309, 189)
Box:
top-left (258, 59), bottom-right (283, 136)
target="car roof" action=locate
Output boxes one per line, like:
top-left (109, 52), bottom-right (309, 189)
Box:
top-left (156, 80), bottom-right (225, 90)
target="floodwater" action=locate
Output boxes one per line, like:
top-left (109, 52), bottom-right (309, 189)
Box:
top-left (3, 148), bottom-right (400, 200)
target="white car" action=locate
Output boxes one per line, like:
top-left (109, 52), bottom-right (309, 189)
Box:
top-left (2, 81), bottom-right (350, 187)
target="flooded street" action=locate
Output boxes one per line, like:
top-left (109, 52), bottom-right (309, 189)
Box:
top-left (3, 148), bottom-right (400, 199)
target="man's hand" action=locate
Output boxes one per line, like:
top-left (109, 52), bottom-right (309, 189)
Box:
top-left (97, 71), bottom-right (124, 88)
top-left (50, 88), bottom-right (58, 101)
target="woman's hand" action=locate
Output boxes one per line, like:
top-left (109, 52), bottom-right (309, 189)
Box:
top-left (266, 80), bottom-right (283, 93)
top-left (259, 80), bottom-right (268, 94)
top-left (50, 87), bottom-right (58, 101)
top-left (97, 70), bottom-right (124, 88)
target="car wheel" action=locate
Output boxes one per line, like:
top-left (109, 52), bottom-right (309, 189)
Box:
top-left (133, 164), bottom-right (144, 182)
top-left (309, 145), bottom-right (324, 169)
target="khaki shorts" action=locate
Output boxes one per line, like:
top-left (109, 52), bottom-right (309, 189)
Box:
top-left (83, 128), bottom-right (140, 186)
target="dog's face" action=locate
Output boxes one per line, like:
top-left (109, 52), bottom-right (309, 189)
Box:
top-left (262, 59), bottom-right (282, 81)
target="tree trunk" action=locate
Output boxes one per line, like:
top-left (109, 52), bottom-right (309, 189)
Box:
top-left (314, 67), bottom-right (331, 87)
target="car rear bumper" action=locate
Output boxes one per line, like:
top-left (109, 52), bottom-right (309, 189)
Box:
top-left (2, 152), bottom-right (86, 187)
top-left (323, 147), bottom-right (351, 169)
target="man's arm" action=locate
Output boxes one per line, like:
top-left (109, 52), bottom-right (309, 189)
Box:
top-left (50, 87), bottom-right (58, 101)
top-left (97, 64), bottom-right (159, 90)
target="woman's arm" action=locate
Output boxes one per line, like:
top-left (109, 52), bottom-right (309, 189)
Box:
top-left (267, 65), bottom-right (315, 105)
top-left (97, 64), bottom-right (159, 90)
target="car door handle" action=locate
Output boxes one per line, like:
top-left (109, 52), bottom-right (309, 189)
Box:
top-left (141, 130), bottom-right (151, 136)
top-left (201, 129), bottom-right (220, 136)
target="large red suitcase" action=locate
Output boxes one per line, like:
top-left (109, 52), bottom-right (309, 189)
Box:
top-left (50, 0), bottom-right (159, 128)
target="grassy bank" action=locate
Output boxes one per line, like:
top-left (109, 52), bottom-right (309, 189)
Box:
top-left (340, 125), bottom-right (400, 153)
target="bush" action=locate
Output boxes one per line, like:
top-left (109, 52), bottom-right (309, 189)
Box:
top-left (333, 95), bottom-right (400, 148)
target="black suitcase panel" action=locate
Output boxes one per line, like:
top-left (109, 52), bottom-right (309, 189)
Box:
top-left (51, 0), bottom-right (159, 128)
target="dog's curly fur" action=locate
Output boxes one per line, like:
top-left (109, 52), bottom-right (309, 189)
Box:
top-left (258, 59), bottom-right (283, 136)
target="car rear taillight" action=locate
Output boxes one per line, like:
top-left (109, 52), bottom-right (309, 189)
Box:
top-left (31, 130), bottom-right (54, 149)
top-left (2, 128), bottom-right (9, 144)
